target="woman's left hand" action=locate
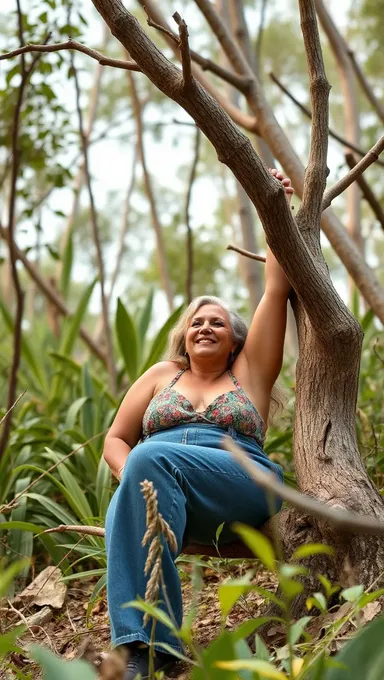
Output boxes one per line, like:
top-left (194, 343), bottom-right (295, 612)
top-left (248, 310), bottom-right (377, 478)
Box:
top-left (269, 168), bottom-right (294, 205)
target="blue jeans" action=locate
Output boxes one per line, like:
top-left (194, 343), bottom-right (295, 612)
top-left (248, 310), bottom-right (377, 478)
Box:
top-left (105, 424), bottom-right (283, 653)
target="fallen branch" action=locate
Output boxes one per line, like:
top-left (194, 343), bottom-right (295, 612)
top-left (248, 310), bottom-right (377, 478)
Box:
top-left (345, 153), bottom-right (384, 232)
top-left (227, 244), bottom-right (266, 262)
top-left (322, 136), bottom-right (384, 211)
top-left (0, 39), bottom-right (140, 72)
top-left (224, 438), bottom-right (384, 537)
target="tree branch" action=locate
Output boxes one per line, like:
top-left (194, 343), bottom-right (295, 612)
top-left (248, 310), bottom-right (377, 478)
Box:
top-left (322, 136), bottom-right (384, 211)
top-left (348, 49), bottom-right (384, 125)
top-left (269, 72), bottom-right (384, 169)
top-left (0, 225), bottom-right (107, 363)
top-left (297, 0), bottom-right (330, 226)
top-left (345, 153), bottom-right (384, 232)
top-left (185, 127), bottom-right (201, 303)
top-left (71, 52), bottom-right (117, 395)
top-left (226, 244), bottom-right (266, 262)
top-left (224, 438), bottom-right (384, 537)
top-left (0, 39), bottom-right (141, 71)
top-left (172, 12), bottom-right (193, 92)
top-left (128, 70), bottom-right (174, 312)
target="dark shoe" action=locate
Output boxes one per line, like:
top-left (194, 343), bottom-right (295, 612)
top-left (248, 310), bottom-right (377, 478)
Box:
top-left (124, 643), bottom-right (176, 679)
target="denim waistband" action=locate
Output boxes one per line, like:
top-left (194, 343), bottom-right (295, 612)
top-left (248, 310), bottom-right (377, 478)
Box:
top-left (144, 423), bottom-right (263, 450)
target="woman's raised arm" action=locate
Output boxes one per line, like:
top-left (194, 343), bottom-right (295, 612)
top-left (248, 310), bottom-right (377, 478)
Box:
top-left (240, 170), bottom-right (293, 394)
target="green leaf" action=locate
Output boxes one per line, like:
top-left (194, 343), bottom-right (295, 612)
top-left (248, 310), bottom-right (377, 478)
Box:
top-left (123, 600), bottom-right (176, 631)
top-left (320, 615), bottom-right (384, 679)
top-left (46, 244), bottom-right (60, 261)
top-left (95, 455), bottom-right (111, 520)
top-left (65, 397), bottom-right (90, 430)
top-left (306, 592), bottom-right (327, 613)
top-left (139, 304), bottom-right (184, 375)
top-left (218, 571), bottom-right (254, 619)
top-left (137, 288), bottom-right (154, 346)
top-left (0, 626), bottom-right (26, 657)
top-left (59, 278), bottom-right (97, 356)
top-left (358, 588), bottom-right (384, 608)
top-left (340, 585), bottom-right (364, 603)
top-left (86, 572), bottom-right (107, 621)
top-left (288, 616), bottom-right (312, 645)
top-left (255, 633), bottom-right (270, 661)
top-left (215, 522), bottom-right (225, 544)
top-left (361, 309), bottom-right (374, 333)
top-left (233, 523), bottom-right (276, 571)
top-left (30, 644), bottom-right (97, 679)
top-left (115, 298), bottom-right (139, 382)
top-left (232, 617), bottom-right (285, 642)
top-left (292, 543), bottom-right (335, 560)
top-left (60, 228), bottom-right (74, 300)
top-left (215, 659), bottom-right (287, 678)
top-left (0, 300), bottom-right (46, 391)
top-left (0, 560), bottom-right (29, 598)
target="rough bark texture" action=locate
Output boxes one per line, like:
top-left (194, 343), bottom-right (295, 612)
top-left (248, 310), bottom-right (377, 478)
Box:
top-left (88, 0), bottom-right (384, 612)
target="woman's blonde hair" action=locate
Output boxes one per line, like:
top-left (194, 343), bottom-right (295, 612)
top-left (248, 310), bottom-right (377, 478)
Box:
top-left (164, 295), bottom-right (285, 425)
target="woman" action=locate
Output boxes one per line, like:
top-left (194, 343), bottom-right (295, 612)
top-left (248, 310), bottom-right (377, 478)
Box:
top-left (103, 169), bottom-right (293, 679)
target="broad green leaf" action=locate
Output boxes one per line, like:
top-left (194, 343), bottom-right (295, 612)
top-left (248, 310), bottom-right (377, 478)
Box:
top-left (288, 616), bottom-right (312, 645)
top-left (30, 644), bottom-right (97, 679)
top-left (56, 462), bottom-right (94, 521)
top-left (0, 626), bottom-right (26, 657)
top-left (26, 493), bottom-right (78, 526)
top-left (340, 585), bottom-right (364, 603)
top-left (60, 227), bottom-right (74, 300)
top-left (218, 571), bottom-right (254, 619)
top-left (138, 287), bottom-right (154, 346)
top-left (306, 592), bottom-right (327, 612)
top-left (59, 278), bottom-right (97, 356)
top-left (320, 615), bottom-right (384, 679)
top-left (139, 304), bottom-right (184, 375)
top-left (233, 523), bottom-right (276, 571)
top-left (358, 588), bottom-right (384, 608)
top-left (255, 633), bottom-right (270, 661)
top-left (279, 564), bottom-right (308, 578)
top-left (215, 659), bottom-right (287, 678)
top-left (115, 298), bottom-right (139, 382)
top-left (292, 543), bottom-right (335, 560)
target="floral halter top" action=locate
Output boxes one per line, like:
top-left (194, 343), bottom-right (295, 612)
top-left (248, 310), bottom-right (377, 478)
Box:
top-left (142, 368), bottom-right (265, 446)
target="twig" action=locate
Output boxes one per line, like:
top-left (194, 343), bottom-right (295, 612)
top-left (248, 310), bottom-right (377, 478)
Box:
top-left (41, 524), bottom-right (105, 537)
top-left (224, 437), bottom-right (384, 536)
top-left (0, 39), bottom-right (140, 72)
top-left (0, 390), bottom-right (26, 427)
top-left (71, 52), bottom-right (117, 395)
top-left (172, 12), bottom-right (193, 92)
top-left (6, 598), bottom-right (36, 638)
top-left (226, 244), bottom-right (266, 262)
top-left (269, 72), bottom-right (384, 169)
top-left (185, 127), bottom-right (201, 303)
top-left (0, 225), bottom-right (106, 363)
top-left (143, 5), bottom-right (250, 93)
top-left (322, 136), bottom-right (384, 211)
top-left (347, 50), bottom-right (384, 124)
top-left (0, 430), bottom-right (106, 514)
top-left (345, 153), bottom-right (384, 232)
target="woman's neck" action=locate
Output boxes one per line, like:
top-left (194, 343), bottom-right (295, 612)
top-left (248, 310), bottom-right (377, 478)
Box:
top-left (187, 362), bottom-right (229, 383)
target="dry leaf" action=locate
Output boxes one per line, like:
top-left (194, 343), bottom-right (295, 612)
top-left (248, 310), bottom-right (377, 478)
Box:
top-left (361, 600), bottom-right (381, 623)
top-left (19, 566), bottom-right (67, 609)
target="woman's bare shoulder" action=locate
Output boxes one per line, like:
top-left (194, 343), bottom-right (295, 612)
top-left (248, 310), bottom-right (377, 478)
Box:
top-left (141, 360), bottom-right (181, 382)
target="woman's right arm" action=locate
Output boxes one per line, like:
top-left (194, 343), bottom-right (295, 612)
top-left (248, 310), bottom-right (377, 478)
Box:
top-left (103, 363), bottom-right (168, 479)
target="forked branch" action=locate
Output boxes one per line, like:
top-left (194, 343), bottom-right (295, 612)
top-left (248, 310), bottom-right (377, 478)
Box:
top-left (172, 12), bottom-right (193, 92)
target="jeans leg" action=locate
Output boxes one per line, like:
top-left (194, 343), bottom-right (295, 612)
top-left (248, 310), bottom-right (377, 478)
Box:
top-left (105, 440), bottom-right (186, 652)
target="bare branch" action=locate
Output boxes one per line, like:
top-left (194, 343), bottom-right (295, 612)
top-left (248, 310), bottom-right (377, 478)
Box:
top-left (0, 39), bottom-right (141, 72)
top-left (346, 153), bottom-right (384, 232)
top-left (143, 6), bottom-right (179, 45)
top-left (172, 12), bottom-right (193, 92)
top-left (227, 244), bottom-right (266, 263)
top-left (71, 52), bottom-right (117, 395)
top-left (322, 136), bottom-right (384, 211)
top-left (0, 225), bottom-right (107, 363)
top-left (128, 70), bottom-right (174, 311)
top-left (224, 438), bottom-right (384, 537)
top-left (269, 72), bottom-right (384, 169)
top-left (297, 0), bottom-right (330, 226)
top-left (42, 525), bottom-right (105, 537)
top-left (348, 49), bottom-right (384, 124)
top-left (185, 127), bottom-right (201, 303)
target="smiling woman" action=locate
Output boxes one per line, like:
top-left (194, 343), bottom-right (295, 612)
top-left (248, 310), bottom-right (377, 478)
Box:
top-left (102, 169), bottom-right (293, 680)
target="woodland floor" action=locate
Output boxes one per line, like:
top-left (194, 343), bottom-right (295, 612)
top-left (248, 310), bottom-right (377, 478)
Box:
top-left (1, 560), bottom-right (383, 679)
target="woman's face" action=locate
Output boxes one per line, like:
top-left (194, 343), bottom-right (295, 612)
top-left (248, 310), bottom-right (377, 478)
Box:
top-left (185, 304), bottom-right (236, 364)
